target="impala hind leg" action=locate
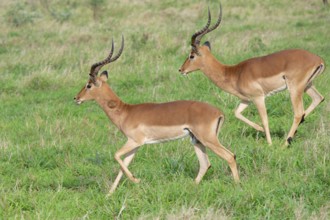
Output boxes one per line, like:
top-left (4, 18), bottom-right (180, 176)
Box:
top-left (192, 141), bottom-right (211, 184)
top-left (114, 140), bottom-right (141, 184)
top-left (286, 90), bottom-right (305, 145)
top-left (235, 101), bottom-right (265, 132)
top-left (108, 148), bottom-right (138, 195)
top-left (195, 135), bottom-right (239, 183)
top-left (253, 97), bottom-right (272, 145)
top-left (206, 139), bottom-right (239, 182)
top-left (304, 85), bottom-right (324, 118)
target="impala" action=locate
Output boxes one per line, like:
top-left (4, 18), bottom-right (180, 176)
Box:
top-left (179, 4), bottom-right (325, 145)
top-left (74, 36), bottom-right (239, 195)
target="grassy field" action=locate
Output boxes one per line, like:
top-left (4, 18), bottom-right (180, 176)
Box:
top-left (0, 0), bottom-right (329, 219)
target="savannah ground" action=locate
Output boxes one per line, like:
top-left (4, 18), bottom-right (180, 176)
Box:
top-left (0, 0), bottom-right (329, 219)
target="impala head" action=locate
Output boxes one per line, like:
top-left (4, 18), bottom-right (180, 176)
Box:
top-left (179, 4), bottom-right (222, 75)
top-left (74, 36), bottom-right (124, 104)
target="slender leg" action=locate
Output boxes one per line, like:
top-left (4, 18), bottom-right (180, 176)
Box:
top-left (208, 140), bottom-right (239, 183)
top-left (286, 90), bottom-right (305, 145)
top-left (108, 148), bottom-right (138, 195)
top-left (197, 136), bottom-right (239, 183)
top-left (304, 85), bottom-right (324, 117)
top-left (114, 140), bottom-right (141, 183)
top-left (253, 96), bottom-right (272, 145)
top-left (235, 101), bottom-right (265, 132)
top-left (193, 143), bottom-right (211, 184)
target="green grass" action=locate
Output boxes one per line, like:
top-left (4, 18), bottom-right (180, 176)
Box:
top-left (0, 0), bottom-right (329, 219)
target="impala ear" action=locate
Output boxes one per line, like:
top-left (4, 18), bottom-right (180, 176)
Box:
top-left (203, 41), bottom-right (211, 50)
top-left (100, 70), bottom-right (108, 81)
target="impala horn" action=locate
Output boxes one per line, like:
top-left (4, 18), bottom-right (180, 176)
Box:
top-left (191, 4), bottom-right (222, 54)
top-left (89, 35), bottom-right (125, 84)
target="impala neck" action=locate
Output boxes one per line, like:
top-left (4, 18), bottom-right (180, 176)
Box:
top-left (200, 54), bottom-right (243, 99)
top-left (95, 84), bottom-right (127, 129)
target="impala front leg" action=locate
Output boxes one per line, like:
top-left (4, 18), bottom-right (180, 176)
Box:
top-left (235, 101), bottom-right (265, 132)
top-left (108, 148), bottom-right (138, 195)
top-left (114, 140), bottom-right (141, 184)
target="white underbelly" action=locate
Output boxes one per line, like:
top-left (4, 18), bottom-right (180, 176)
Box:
top-left (263, 73), bottom-right (287, 97)
top-left (266, 84), bottom-right (287, 97)
top-left (143, 125), bottom-right (190, 144)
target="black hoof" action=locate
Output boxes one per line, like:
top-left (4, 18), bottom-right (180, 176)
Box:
top-left (299, 114), bottom-right (305, 125)
top-left (287, 137), bottom-right (293, 145)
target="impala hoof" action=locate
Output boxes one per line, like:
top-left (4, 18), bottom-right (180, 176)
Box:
top-left (132, 177), bottom-right (140, 183)
top-left (106, 192), bottom-right (113, 198)
top-left (287, 137), bottom-right (293, 145)
top-left (299, 114), bottom-right (305, 125)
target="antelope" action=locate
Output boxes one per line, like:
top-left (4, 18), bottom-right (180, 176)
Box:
top-left (179, 4), bottom-right (325, 145)
top-left (74, 36), bottom-right (239, 195)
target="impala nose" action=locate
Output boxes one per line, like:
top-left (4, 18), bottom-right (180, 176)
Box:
top-left (179, 68), bottom-right (187, 75)
top-left (74, 96), bottom-right (79, 103)
top-left (74, 96), bottom-right (82, 105)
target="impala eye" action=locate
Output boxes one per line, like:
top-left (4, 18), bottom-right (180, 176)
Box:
top-left (86, 84), bottom-right (92, 89)
top-left (189, 55), bottom-right (195, 59)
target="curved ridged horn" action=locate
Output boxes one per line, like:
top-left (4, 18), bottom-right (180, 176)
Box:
top-left (195, 4), bottom-right (222, 45)
top-left (191, 3), bottom-right (223, 54)
top-left (109, 35), bottom-right (124, 62)
top-left (90, 38), bottom-right (115, 80)
top-left (191, 7), bottom-right (211, 49)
